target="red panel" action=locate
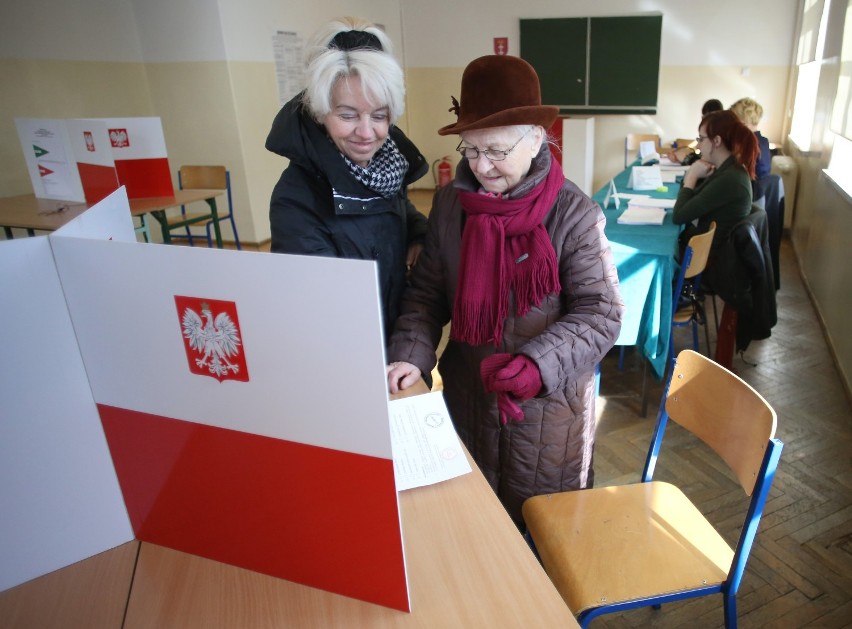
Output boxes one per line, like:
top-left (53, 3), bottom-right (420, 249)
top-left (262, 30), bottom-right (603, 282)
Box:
top-left (548, 117), bottom-right (564, 166)
top-left (76, 163), bottom-right (120, 204)
top-left (114, 158), bottom-right (174, 198)
top-left (98, 404), bottom-right (409, 611)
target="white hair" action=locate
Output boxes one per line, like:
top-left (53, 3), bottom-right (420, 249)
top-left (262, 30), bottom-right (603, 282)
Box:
top-left (302, 17), bottom-right (405, 124)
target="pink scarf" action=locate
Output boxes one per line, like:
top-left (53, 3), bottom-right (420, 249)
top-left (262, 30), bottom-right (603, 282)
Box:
top-left (452, 162), bottom-right (563, 346)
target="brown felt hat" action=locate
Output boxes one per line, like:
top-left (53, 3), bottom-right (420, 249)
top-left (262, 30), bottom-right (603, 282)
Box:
top-left (438, 55), bottom-right (559, 136)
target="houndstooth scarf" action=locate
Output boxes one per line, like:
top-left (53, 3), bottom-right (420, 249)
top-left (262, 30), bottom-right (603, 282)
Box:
top-left (341, 135), bottom-right (408, 198)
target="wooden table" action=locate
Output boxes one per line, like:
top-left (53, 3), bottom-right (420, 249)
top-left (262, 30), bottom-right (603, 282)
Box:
top-left (0, 383), bottom-right (579, 628)
top-left (0, 189), bottom-right (224, 247)
top-left (0, 194), bottom-right (89, 238)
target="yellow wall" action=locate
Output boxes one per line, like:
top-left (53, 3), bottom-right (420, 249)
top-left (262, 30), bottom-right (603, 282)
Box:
top-left (0, 58), bottom-right (285, 244)
top-left (1, 59), bottom-right (153, 197)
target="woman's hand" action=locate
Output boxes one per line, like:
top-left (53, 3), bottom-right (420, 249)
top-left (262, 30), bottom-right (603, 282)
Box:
top-left (682, 159), bottom-right (716, 188)
top-left (387, 361), bottom-right (422, 394)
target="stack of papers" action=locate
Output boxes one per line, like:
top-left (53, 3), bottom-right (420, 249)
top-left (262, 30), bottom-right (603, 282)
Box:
top-left (617, 204), bottom-right (667, 225)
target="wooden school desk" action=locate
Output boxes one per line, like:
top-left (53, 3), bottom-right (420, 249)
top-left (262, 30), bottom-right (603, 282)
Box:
top-left (0, 382), bottom-right (579, 629)
top-left (0, 189), bottom-right (224, 247)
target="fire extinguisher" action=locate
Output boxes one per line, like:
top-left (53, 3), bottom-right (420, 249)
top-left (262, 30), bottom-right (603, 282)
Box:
top-left (433, 156), bottom-right (453, 188)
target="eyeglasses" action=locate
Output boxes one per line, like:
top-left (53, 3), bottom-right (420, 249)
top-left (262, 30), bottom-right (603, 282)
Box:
top-left (456, 128), bottom-right (531, 162)
top-left (696, 135), bottom-right (709, 143)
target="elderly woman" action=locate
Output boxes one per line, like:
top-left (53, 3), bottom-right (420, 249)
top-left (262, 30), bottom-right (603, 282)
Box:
top-left (386, 55), bottom-right (623, 529)
top-left (265, 17), bottom-right (428, 340)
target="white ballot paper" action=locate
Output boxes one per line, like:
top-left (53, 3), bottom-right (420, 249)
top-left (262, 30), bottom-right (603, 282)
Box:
top-left (389, 391), bottom-right (471, 491)
top-left (627, 165), bottom-right (664, 191)
top-left (617, 204), bottom-right (667, 225)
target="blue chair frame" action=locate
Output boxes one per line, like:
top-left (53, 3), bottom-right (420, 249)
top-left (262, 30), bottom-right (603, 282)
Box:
top-left (669, 221), bottom-right (715, 367)
top-left (172, 166), bottom-right (241, 249)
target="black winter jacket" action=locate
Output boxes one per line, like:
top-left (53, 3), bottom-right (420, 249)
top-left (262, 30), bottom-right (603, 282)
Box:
top-left (266, 93), bottom-right (429, 339)
top-left (705, 205), bottom-right (777, 351)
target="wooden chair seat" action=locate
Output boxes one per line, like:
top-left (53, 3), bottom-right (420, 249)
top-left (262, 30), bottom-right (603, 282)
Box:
top-left (524, 481), bottom-right (733, 614)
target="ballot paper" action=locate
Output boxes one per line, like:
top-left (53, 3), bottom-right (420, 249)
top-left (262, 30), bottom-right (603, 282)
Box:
top-left (627, 165), bottom-right (663, 190)
top-left (625, 196), bottom-right (676, 209)
top-left (389, 391), bottom-right (472, 491)
top-left (617, 204), bottom-right (667, 225)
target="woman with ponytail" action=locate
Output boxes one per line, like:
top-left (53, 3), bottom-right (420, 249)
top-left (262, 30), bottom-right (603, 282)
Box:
top-left (673, 109), bottom-right (760, 254)
top-left (385, 55), bottom-right (623, 530)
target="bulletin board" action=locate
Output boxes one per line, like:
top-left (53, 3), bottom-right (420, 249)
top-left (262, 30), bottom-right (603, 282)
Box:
top-left (520, 14), bottom-right (662, 115)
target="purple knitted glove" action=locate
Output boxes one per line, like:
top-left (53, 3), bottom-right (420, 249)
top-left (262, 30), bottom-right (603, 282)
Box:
top-left (481, 353), bottom-right (542, 425)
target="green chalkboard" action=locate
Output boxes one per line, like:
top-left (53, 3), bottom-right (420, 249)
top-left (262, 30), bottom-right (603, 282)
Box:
top-left (520, 14), bottom-right (662, 115)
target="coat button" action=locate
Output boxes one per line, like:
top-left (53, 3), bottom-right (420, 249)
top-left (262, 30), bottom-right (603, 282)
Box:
top-left (338, 203), bottom-right (344, 209)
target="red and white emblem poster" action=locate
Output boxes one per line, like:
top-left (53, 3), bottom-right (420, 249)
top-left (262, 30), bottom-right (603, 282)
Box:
top-left (108, 128), bottom-right (129, 148)
top-left (174, 295), bottom-right (249, 382)
top-left (494, 37), bottom-right (508, 55)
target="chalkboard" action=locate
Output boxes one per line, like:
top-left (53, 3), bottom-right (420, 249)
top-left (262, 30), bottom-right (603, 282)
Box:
top-left (520, 14), bottom-right (662, 115)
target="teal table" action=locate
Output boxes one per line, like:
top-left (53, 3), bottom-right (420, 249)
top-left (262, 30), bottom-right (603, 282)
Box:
top-left (593, 166), bottom-right (682, 380)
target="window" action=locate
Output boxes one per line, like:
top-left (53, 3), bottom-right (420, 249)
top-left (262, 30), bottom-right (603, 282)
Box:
top-left (790, 61), bottom-right (822, 150)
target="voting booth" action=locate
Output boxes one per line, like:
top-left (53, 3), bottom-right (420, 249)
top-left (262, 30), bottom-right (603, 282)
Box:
top-left (15, 117), bottom-right (174, 205)
top-left (0, 189), bottom-right (412, 611)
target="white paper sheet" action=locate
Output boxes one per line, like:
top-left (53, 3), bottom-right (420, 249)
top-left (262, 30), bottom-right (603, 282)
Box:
top-left (617, 205), bottom-right (667, 225)
top-left (627, 165), bottom-right (664, 190)
top-left (389, 391), bottom-right (471, 491)
top-left (625, 196), bottom-right (676, 208)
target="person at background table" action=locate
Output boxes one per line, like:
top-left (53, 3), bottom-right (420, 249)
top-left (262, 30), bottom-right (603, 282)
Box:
top-left (667, 98), bottom-right (725, 164)
top-left (674, 110), bottom-right (760, 369)
top-left (673, 109), bottom-right (759, 255)
top-left (730, 97), bottom-right (772, 200)
top-left (385, 55), bottom-right (623, 530)
top-left (265, 17), bottom-right (428, 341)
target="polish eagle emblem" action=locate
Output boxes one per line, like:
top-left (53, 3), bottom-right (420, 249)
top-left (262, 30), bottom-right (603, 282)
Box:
top-left (175, 296), bottom-right (249, 382)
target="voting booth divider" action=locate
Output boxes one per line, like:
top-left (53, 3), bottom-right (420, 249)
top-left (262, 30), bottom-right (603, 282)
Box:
top-left (15, 117), bottom-right (175, 205)
top-left (0, 189), bottom-right (410, 611)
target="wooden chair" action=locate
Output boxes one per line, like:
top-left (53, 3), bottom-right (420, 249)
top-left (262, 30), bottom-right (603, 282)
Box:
top-left (523, 349), bottom-right (783, 629)
top-left (671, 222), bottom-right (716, 364)
top-left (624, 133), bottom-right (661, 168)
top-left (168, 165), bottom-right (241, 249)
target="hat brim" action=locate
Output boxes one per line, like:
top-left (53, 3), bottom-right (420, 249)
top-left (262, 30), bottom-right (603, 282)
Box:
top-left (438, 105), bottom-right (559, 136)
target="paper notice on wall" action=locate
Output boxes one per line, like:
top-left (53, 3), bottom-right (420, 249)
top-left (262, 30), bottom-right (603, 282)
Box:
top-left (273, 30), bottom-right (304, 107)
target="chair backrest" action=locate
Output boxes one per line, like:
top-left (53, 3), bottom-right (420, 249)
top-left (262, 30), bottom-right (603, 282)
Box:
top-left (672, 137), bottom-right (697, 150)
top-left (683, 221), bottom-right (716, 280)
top-left (179, 165), bottom-right (227, 191)
top-left (663, 350), bottom-right (777, 495)
top-left (626, 133), bottom-right (661, 152)
top-left (625, 133), bottom-right (661, 167)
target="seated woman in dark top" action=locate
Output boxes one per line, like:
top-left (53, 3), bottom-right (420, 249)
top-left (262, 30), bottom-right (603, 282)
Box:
top-left (673, 109), bottom-right (759, 257)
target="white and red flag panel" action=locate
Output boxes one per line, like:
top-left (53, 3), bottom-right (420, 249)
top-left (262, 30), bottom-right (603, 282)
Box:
top-left (1, 190), bottom-right (409, 611)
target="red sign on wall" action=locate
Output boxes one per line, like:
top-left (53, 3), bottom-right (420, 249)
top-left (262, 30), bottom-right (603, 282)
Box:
top-left (494, 37), bottom-right (508, 55)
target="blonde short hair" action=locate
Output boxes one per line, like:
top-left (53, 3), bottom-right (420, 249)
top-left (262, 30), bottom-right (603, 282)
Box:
top-left (730, 97), bottom-right (764, 127)
top-left (302, 17), bottom-right (405, 124)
